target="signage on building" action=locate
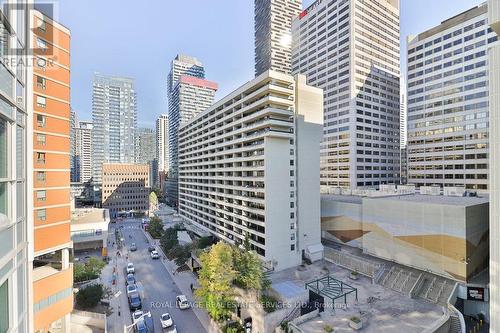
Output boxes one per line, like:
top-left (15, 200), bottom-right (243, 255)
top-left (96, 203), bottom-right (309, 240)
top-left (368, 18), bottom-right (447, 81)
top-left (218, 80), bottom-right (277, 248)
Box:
top-left (299, 0), bottom-right (324, 19)
top-left (467, 287), bottom-right (485, 301)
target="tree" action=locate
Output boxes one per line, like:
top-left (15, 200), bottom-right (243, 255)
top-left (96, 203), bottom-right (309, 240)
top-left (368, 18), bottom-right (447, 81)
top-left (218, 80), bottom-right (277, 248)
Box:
top-left (169, 245), bottom-right (191, 266)
top-left (195, 242), bottom-right (236, 321)
top-left (74, 257), bottom-right (106, 283)
top-left (232, 246), bottom-right (264, 291)
top-left (195, 236), bottom-right (213, 249)
top-left (75, 284), bottom-right (104, 309)
top-left (148, 216), bottom-right (164, 239)
top-left (160, 227), bottom-right (178, 253)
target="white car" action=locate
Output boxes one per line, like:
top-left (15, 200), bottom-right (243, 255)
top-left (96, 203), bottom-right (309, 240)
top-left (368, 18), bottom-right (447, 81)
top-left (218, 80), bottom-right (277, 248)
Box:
top-left (176, 295), bottom-right (190, 310)
top-left (126, 263), bottom-right (135, 274)
top-left (132, 310), bottom-right (143, 322)
top-left (163, 325), bottom-right (177, 333)
top-left (160, 313), bottom-right (173, 328)
top-left (150, 250), bottom-right (160, 259)
top-left (126, 284), bottom-right (137, 295)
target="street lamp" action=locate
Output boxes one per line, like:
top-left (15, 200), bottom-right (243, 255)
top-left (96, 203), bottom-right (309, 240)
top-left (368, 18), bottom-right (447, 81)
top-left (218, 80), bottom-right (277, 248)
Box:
top-left (123, 311), bottom-right (151, 333)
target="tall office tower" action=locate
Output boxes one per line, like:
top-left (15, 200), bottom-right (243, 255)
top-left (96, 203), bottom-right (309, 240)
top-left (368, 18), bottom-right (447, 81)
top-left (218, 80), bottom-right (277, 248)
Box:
top-left (400, 91), bottom-right (408, 184)
top-left (75, 121), bottom-right (93, 183)
top-left (156, 114), bottom-right (169, 173)
top-left (0, 2), bottom-right (29, 333)
top-left (407, 3), bottom-right (497, 191)
top-left (255, 0), bottom-right (302, 75)
top-left (166, 55), bottom-right (217, 207)
top-left (92, 74), bottom-right (137, 184)
top-left (489, 0), bottom-right (500, 331)
top-left (69, 109), bottom-right (78, 181)
top-left (292, 0), bottom-right (401, 190)
top-left (179, 71), bottom-right (324, 271)
top-left (135, 127), bottom-right (156, 163)
top-left (31, 10), bottom-right (73, 333)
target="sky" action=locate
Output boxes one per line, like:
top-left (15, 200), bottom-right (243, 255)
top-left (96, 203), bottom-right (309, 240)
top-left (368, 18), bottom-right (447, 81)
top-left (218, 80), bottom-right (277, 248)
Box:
top-left (58, 0), bottom-right (485, 128)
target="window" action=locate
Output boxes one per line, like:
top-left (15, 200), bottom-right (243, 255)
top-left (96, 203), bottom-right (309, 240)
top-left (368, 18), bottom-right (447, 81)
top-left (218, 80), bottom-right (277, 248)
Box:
top-left (36, 37), bottom-right (47, 49)
top-left (37, 209), bottom-right (46, 221)
top-left (37, 19), bottom-right (46, 32)
top-left (36, 190), bottom-right (46, 201)
top-left (36, 114), bottom-right (45, 127)
top-left (36, 134), bottom-right (46, 146)
top-left (0, 118), bottom-right (6, 178)
top-left (291, 233), bottom-right (295, 241)
top-left (36, 171), bottom-right (46, 182)
top-left (291, 244), bottom-right (295, 251)
top-left (0, 280), bottom-right (8, 333)
top-left (36, 152), bottom-right (45, 164)
top-left (290, 223), bottom-right (295, 230)
top-left (36, 76), bottom-right (46, 89)
top-left (36, 96), bottom-right (46, 108)
top-left (36, 57), bottom-right (46, 70)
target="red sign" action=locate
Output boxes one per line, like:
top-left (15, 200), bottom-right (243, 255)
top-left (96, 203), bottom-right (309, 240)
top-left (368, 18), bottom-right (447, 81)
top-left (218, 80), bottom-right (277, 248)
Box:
top-left (299, 10), bottom-right (308, 19)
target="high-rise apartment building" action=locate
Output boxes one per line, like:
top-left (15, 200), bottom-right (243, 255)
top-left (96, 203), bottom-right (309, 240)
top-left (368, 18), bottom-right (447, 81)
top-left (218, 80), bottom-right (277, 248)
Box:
top-left (291, 0), bottom-right (401, 190)
top-left (92, 74), bottom-right (137, 184)
top-left (400, 88), bottom-right (407, 148)
top-left (69, 110), bottom-right (78, 182)
top-left (178, 71), bottom-right (324, 271)
top-left (135, 127), bottom-right (155, 163)
top-left (156, 114), bottom-right (169, 173)
top-left (0, 2), bottom-right (30, 333)
top-left (75, 121), bottom-right (93, 183)
top-left (101, 164), bottom-right (150, 218)
top-left (407, 3), bottom-right (497, 191)
top-left (255, 0), bottom-right (302, 75)
top-left (489, 0), bottom-right (500, 331)
top-left (167, 55), bottom-right (217, 207)
top-left (31, 10), bottom-right (73, 333)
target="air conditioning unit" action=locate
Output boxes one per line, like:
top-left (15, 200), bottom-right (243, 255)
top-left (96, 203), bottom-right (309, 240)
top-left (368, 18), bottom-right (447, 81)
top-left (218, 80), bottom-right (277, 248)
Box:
top-left (16, 96), bottom-right (23, 106)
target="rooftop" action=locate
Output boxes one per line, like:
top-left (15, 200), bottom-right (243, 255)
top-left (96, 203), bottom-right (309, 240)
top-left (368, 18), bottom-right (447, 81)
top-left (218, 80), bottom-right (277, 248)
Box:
top-left (71, 208), bottom-right (109, 225)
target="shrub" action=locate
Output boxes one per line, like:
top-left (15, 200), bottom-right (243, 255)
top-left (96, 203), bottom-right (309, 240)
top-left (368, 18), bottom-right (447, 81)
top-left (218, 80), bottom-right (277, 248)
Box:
top-left (260, 294), bottom-right (279, 313)
top-left (324, 324), bottom-right (334, 332)
top-left (74, 257), bottom-right (106, 283)
top-left (168, 245), bottom-right (191, 266)
top-left (148, 217), bottom-right (164, 239)
top-left (350, 316), bottom-right (361, 323)
top-left (76, 284), bottom-right (104, 309)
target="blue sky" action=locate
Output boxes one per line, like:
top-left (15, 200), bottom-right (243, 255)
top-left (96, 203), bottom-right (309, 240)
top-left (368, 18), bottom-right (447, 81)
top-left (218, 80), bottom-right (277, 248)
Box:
top-left (58, 0), bottom-right (484, 128)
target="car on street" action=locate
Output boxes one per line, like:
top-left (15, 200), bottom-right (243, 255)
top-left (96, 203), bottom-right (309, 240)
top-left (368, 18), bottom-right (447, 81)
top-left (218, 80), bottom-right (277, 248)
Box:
top-left (128, 291), bottom-right (142, 311)
top-left (151, 250), bottom-right (160, 259)
top-left (127, 262), bottom-right (135, 274)
top-left (135, 318), bottom-right (148, 333)
top-left (127, 283), bottom-right (137, 295)
top-left (148, 246), bottom-right (155, 252)
top-left (126, 273), bottom-right (136, 286)
top-left (176, 295), bottom-right (190, 309)
top-left (130, 243), bottom-right (137, 251)
top-left (132, 310), bottom-right (143, 322)
top-left (160, 313), bottom-right (173, 328)
top-left (163, 325), bottom-right (177, 333)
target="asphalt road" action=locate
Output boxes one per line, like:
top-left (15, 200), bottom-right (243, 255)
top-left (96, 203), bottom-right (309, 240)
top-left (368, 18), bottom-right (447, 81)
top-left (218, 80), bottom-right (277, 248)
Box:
top-left (118, 219), bottom-right (206, 333)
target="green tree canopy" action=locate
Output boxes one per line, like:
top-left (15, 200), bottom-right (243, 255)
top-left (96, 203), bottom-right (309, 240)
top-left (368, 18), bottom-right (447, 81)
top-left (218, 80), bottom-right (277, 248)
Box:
top-left (148, 216), bottom-right (164, 239)
top-left (160, 227), bottom-right (179, 252)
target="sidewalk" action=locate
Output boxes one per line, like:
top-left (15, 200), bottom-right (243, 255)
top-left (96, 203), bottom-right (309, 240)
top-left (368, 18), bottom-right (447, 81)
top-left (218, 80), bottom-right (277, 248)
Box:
top-left (142, 228), bottom-right (221, 333)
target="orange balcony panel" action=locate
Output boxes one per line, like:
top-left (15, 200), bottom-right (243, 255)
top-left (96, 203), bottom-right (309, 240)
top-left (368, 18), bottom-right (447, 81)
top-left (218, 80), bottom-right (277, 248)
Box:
top-left (33, 16), bottom-right (70, 51)
top-left (33, 188), bottom-right (70, 208)
top-left (34, 65), bottom-right (70, 85)
top-left (34, 170), bottom-right (70, 188)
top-left (33, 151), bottom-right (70, 170)
top-left (33, 265), bottom-right (73, 331)
top-left (34, 114), bottom-right (70, 136)
top-left (34, 222), bottom-right (70, 252)
top-left (34, 96), bottom-right (70, 119)
top-left (33, 76), bottom-right (70, 100)
top-left (33, 46), bottom-right (70, 69)
top-left (34, 205), bottom-right (70, 227)
top-left (34, 133), bottom-right (70, 153)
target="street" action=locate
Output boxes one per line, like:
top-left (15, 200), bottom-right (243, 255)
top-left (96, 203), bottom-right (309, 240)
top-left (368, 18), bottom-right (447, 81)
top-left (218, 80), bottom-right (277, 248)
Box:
top-left (112, 218), bottom-right (207, 333)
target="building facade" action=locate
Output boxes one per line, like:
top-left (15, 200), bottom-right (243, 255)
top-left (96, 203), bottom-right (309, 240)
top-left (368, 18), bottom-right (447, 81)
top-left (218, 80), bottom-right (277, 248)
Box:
top-left (0, 2), bottom-right (30, 333)
top-left (31, 10), bottom-right (73, 333)
top-left (75, 121), bottom-right (93, 184)
top-left (489, 0), bottom-right (500, 331)
top-left (92, 74), bottom-right (137, 184)
top-left (135, 127), bottom-right (155, 164)
top-left (69, 110), bottom-right (77, 182)
top-left (70, 208), bottom-right (110, 254)
top-left (255, 0), bottom-right (302, 75)
top-left (101, 164), bottom-right (150, 218)
top-left (178, 71), bottom-right (324, 271)
top-left (156, 114), bottom-right (169, 173)
top-left (291, 0), bottom-right (401, 190)
top-left (167, 61), bottom-right (217, 207)
top-left (407, 3), bottom-right (497, 191)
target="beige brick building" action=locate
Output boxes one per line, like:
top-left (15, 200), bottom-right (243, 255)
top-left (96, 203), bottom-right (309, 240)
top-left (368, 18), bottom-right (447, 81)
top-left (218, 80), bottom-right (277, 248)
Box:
top-left (101, 163), bottom-right (150, 218)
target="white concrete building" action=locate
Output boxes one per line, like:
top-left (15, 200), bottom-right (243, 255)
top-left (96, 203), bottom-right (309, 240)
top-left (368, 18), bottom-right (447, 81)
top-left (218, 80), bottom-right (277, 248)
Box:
top-left (178, 70), bottom-right (324, 271)
top-left (71, 208), bottom-right (110, 253)
top-left (156, 114), bottom-right (169, 173)
top-left (255, 0), bottom-right (302, 75)
top-left (407, 3), bottom-right (497, 191)
top-left (489, 0), bottom-right (500, 331)
top-left (291, 0), bottom-right (401, 190)
top-left (75, 121), bottom-right (93, 183)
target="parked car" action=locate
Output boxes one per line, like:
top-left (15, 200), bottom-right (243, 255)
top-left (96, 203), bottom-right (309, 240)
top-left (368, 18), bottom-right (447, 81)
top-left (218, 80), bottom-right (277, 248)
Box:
top-left (135, 318), bottom-right (148, 333)
top-left (176, 295), bottom-right (190, 309)
top-left (130, 243), bottom-right (137, 251)
top-left (127, 284), bottom-right (138, 295)
top-left (127, 263), bottom-right (135, 274)
top-left (132, 310), bottom-right (143, 323)
top-left (126, 273), bottom-right (136, 286)
top-left (148, 246), bottom-right (155, 252)
top-left (163, 325), bottom-right (177, 333)
top-left (160, 313), bottom-right (173, 328)
top-left (150, 250), bottom-right (160, 259)
top-left (128, 291), bottom-right (142, 311)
